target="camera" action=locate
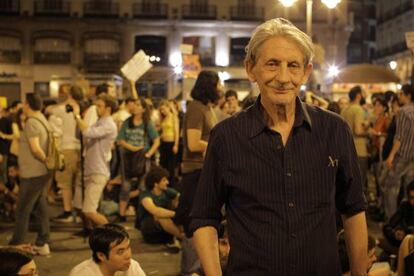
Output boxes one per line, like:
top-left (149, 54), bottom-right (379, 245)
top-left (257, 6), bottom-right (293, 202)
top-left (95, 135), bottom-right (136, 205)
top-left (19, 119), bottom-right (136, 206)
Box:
top-left (65, 104), bottom-right (74, 113)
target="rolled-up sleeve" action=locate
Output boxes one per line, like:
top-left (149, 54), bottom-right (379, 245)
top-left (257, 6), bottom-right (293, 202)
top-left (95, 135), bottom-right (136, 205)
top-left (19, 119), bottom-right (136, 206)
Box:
top-left (189, 126), bottom-right (227, 234)
top-left (335, 120), bottom-right (367, 216)
top-left (83, 121), bottom-right (113, 139)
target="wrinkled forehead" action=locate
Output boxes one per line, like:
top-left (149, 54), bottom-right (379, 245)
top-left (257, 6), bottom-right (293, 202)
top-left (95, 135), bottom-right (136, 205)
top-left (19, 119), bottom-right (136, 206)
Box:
top-left (256, 36), bottom-right (307, 64)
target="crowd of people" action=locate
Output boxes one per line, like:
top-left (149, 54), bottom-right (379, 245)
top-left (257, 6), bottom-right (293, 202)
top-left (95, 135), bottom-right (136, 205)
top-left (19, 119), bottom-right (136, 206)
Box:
top-left (0, 17), bottom-right (413, 276)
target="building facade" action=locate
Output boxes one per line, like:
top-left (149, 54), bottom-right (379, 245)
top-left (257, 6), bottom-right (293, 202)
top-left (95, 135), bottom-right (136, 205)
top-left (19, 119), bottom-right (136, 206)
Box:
top-left (346, 0), bottom-right (376, 64)
top-left (376, 0), bottom-right (414, 83)
top-left (0, 0), bottom-right (350, 103)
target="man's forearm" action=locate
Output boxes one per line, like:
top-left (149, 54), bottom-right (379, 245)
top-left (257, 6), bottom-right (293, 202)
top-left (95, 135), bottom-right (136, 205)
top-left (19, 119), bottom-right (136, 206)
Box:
top-left (388, 139), bottom-right (401, 160)
top-left (342, 212), bottom-right (368, 276)
top-left (32, 148), bottom-right (47, 163)
top-left (74, 115), bottom-right (88, 132)
top-left (193, 226), bottom-right (222, 276)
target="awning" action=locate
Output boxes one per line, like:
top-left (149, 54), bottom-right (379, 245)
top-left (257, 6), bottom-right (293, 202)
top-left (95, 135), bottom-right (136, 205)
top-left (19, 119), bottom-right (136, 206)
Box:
top-left (334, 64), bottom-right (400, 83)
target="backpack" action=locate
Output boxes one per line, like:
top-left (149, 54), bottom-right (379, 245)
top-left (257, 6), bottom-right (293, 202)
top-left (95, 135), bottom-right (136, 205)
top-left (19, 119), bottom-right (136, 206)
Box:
top-left (29, 116), bottom-right (65, 171)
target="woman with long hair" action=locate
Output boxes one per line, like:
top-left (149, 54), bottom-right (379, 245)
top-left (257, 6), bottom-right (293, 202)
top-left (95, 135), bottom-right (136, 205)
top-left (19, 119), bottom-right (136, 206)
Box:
top-left (158, 100), bottom-right (179, 188)
top-left (174, 70), bottom-right (221, 275)
top-left (117, 97), bottom-right (160, 222)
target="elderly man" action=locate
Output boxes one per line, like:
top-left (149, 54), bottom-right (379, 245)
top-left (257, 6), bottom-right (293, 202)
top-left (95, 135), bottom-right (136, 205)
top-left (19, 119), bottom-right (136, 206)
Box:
top-left (190, 18), bottom-right (368, 276)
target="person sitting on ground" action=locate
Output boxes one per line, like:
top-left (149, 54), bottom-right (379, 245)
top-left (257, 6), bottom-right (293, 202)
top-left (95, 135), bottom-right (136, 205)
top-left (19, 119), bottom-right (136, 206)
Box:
top-left (0, 156), bottom-right (19, 221)
top-left (397, 234), bottom-right (414, 276)
top-left (0, 247), bottom-right (38, 276)
top-left (338, 230), bottom-right (390, 276)
top-left (70, 223), bottom-right (145, 276)
top-left (225, 89), bottom-right (241, 115)
top-left (383, 181), bottom-right (414, 248)
top-left (136, 166), bottom-right (184, 245)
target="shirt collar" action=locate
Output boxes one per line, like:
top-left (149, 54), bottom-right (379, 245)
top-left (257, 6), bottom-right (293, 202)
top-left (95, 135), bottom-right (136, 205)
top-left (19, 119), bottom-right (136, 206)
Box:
top-left (247, 95), bottom-right (312, 138)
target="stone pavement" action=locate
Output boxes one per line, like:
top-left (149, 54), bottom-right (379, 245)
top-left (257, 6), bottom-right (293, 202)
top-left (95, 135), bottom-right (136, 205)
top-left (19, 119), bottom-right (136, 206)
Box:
top-left (0, 220), bottom-right (181, 276)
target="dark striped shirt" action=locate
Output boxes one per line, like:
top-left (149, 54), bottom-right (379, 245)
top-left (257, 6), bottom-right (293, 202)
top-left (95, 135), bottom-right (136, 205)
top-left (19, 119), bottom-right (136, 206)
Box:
top-left (395, 103), bottom-right (414, 160)
top-left (190, 97), bottom-right (366, 276)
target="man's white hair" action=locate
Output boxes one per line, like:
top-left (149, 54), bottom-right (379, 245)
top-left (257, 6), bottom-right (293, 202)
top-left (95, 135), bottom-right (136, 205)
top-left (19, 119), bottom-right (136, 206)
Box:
top-left (245, 18), bottom-right (314, 66)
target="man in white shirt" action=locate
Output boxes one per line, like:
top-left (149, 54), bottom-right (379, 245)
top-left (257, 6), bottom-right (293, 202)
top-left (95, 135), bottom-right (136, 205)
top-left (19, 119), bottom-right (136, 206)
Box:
top-left (70, 224), bottom-right (146, 276)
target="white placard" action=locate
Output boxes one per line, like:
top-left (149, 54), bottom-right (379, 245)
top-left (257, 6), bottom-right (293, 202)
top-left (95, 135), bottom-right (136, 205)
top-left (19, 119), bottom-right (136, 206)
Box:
top-left (121, 50), bottom-right (153, 82)
top-left (405, 31), bottom-right (414, 49)
top-left (180, 44), bottom-right (193, 55)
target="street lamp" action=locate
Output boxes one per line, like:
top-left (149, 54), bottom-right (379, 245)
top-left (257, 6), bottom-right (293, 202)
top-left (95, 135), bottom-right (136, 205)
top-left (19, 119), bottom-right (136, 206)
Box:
top-left (279, 0), bottom-right (341, 37)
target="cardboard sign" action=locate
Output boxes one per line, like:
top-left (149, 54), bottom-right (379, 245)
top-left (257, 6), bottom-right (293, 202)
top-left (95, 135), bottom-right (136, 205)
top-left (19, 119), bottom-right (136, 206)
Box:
top-left (183, 55), bottom-right (201, 79)
top-left (180, 44), bottom-right (194, 55)
top-left (121, 50), bottom-right (153, 82)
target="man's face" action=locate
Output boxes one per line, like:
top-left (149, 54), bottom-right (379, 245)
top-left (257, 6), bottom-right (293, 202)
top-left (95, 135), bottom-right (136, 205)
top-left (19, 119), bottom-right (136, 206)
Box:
top-left (156, 177), bottom-right (169, 191)
top-left (226, 96), bottom-right (239, 111)
top-left (399, 92), bottom-right (410, 105)
top-left (101, 238), bottom-right (132, 272)
top-left (107, 83), bottom-right (116, 98)
top-left (408, 190), bottom-right (414, 206)
top-left (246, 36), bottom-right (312, 108)
top-left (338, 97), bottom-right (349, 112)
top-left (22, 102), bottom-right (30, 116)
top-left (96, 99), bottom-right (108, 117)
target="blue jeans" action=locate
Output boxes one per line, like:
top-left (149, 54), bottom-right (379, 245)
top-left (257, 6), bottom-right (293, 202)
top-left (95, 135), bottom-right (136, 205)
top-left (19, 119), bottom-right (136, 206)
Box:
top-left (9, 174), bottom-right (51, 246)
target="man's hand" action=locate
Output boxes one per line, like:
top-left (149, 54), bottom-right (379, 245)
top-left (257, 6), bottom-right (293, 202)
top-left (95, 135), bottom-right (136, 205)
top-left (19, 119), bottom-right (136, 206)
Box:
top-left (385, 156), bottom-right (394, 169)
top-left (173, 144), bottom-right (178, 154)
top-left (132, 145), bottom-right (144, 152)
top-left (67, 99), bottom-right (80, 115)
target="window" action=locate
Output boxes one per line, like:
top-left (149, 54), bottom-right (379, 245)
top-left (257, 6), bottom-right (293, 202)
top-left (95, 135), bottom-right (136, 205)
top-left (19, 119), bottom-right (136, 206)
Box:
top-left (136, 82), bottom-right (167, 98)
top-left (83, 37), bottom-right (120, 72)
top-left (230, 37), bottom-right (249, 65)
top-left (182, 36), bottom-right (215, 66)
top-left (85, 38), bottom-right (119, 54)
top-left (0, 36), bottom-right (21, 63)
top-left (34, 82), bottom-right (50, 98)
top-left (135, 35), bottom-right (167, 65)
top-left (34, 38), bottom-right (71, 64)
top-left (0, 82), bottom-right (20, 105)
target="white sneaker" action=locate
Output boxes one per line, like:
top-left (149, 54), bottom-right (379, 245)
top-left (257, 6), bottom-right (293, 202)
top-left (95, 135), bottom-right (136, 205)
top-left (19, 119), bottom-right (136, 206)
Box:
top-left (33, 243), bottom-right (50, 256)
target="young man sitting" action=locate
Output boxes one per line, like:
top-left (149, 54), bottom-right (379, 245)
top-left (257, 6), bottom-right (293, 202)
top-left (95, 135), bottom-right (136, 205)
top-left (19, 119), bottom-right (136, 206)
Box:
top-left (70, 224), bottom-right (145, 276)
top-left (136, 166), bottom-right (184, 247)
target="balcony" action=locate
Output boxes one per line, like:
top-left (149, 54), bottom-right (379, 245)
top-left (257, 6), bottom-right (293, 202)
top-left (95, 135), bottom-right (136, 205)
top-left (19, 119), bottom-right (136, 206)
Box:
top-left (0, 0), bottom-right (19, 16)
top-left (133, 2), bottom-right (168, 19)
top-left (34, 51), bottom-right (71, 64)
top-left (34, 0), bottom-right (70, 16)
top-left (83, 1), bottom-right (119, 18)
top-left (181, 4), bottom-right (216, 20)
top-left (84, 53), bottom-right (120, 73)
top-left (230, 6), bottom-right (264, 21)
top-left (376, 42), bottom-right (407, 58)
top-left (0, 50), bottom-right (21, 63)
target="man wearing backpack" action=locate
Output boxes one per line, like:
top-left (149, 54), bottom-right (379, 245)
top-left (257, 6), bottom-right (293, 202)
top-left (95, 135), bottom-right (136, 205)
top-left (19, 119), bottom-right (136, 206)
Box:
top-left (9, 93), bottom-right (51, 256)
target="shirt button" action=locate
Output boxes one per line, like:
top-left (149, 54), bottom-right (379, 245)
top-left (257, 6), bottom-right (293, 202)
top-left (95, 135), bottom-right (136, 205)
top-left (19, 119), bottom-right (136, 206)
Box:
top-left (286, 172), bottom-right (292, 177)
top-left (288, 202), bottom-right (294, 208)
top-left (277, 145), bottom-right (282, 150)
